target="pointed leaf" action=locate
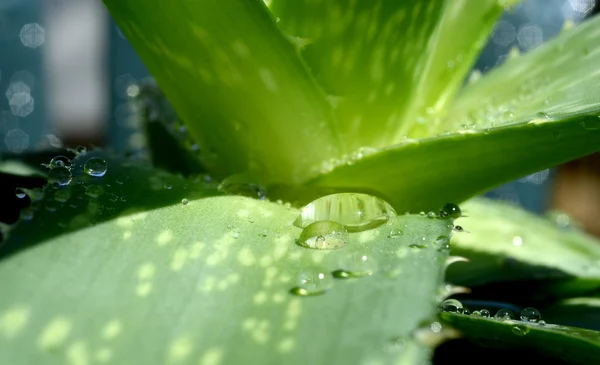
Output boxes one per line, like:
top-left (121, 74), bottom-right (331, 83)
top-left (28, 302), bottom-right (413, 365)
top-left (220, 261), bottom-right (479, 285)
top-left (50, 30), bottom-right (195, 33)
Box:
top-left (440, 311), bottom-right (600, 365)
top-left (543, 298), bottom-right (600, 331)
top-left (0, 154), bottom-right (453, 364)
top-left (446, 198), bottom-right (600, 298)
top-left (298, 115), bottom-right (600, 212)
top-left (269, 0), bottom-right (509, 149)
top-left (102, 0), bottom-right (344, 184)
top-left (442, 15), bottom-right (600, 133)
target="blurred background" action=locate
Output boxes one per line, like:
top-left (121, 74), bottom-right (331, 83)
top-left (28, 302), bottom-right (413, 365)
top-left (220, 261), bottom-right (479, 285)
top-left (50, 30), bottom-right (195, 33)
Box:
top-left (0, 0), bottom-right (598, 231)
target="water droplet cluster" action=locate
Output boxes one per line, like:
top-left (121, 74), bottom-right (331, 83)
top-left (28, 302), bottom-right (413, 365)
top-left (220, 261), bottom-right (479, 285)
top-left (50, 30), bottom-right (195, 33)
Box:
top-left (288, 194), bottom-right (458, 296)
top-left (439, 299), bottom-right (545, 334)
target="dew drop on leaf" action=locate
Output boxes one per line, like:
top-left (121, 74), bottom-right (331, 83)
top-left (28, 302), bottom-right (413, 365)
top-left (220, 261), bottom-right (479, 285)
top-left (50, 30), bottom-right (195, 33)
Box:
top-left (512, 325), bottom-right (529, 337)
top-left (439, 299), bottom-right (463, 313)
top-left (181, 198), bottom-right (189, 205)
top-left (296, 220), bottom-right (348, 250)
top-left (48, 155), bottom-right (71, 169)
top-left (439, 203), bottom-right (461, 219)
top-left (480, 309), bottom-right (491, 317)
top-left (294, 193), bottom-right (396, 232)
top-left (84, 157), bottom-right (108, 177)
top-left (48, 166), bottom-right (72, 186)
top-left (289, 269), bottom-right (332, 296)
top-left (494, 309), bottom-right (514, 320)
top-left (520, 307), bottom-right (541, 323)
top-left (332, 252), bottom-right (377, 278)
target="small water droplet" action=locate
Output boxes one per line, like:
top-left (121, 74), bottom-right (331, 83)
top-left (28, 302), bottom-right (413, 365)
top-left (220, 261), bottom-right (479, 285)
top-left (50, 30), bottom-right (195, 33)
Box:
top-left (430, 321), bottom-right (442, 332)
top-left (435, 235), bottom-right (450, 247)
top-left (472, 311), bottom-right (481, 316)
top-left (289, 269), bottom-right (332, 296)
top-left (296, 221), bottom-right (349, 250)
top-left (439, 299), bottom-right (463, 313)
top-left (164, 184), bottom-right (172, 190)
top-left (116, 178), bottom-right (124, 185)
top-left (85, 184), bottom-right (104, 198)
top-left (333, 252), bottom-right (378, 278)
top-left (232, 231), bottom-right (240, 239)
top-left (538, 320), bottom-right (546, 326)
top-left (453, 225), bottom-right (467, 233)
top-left (512, 325), bottom-right (529, 337)
top-left (535, 111), bottom-right (550, 119)
top-left (258, 230), bottom-right (267, 238)
top-left (84, 157), bottom-right (108, 177)
top-left (520, 307), bottom-right (541, 323)
top-left (480, 309), bottom-right (491, 317)
top-left (460, 308), bottom-right (471, 315)
top-left (15, 188), bottom-right (26, 199)
top-left (49, 155), bottom-right (71, 169)
top-left (427, 211), bottom-right (436, 218)
top-left (181, 198), bottom-right (189, 205)
top-left (48, 166), bottom-right (72, 186)
top-left (409, 236), bottom-right (428, 248)
top-left (494, 309), bottom-right (514, 320)
top-left (294, 193), bottom-right (396, 232)
top-left (419, 211), bottom-right (426, 217)
top-left (388, 229), bottom-right (402, 238)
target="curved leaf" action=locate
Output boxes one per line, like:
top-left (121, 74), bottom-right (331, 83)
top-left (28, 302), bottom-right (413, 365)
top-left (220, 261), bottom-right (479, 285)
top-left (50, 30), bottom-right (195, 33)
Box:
top-left (299, 115), bottom-right (600, 212)
top-left (446, 198), bottom-right (600, 298)
top-left (0, 154), bottom-right (453, 365)
top-left (102, 0), bottom-right (344, 184)
top-left (269, 0), bottom-right (508, 148)
top-left (442, 14), bottom-right (600, 132)
top-left (439, 311), bottom-right (600, 365)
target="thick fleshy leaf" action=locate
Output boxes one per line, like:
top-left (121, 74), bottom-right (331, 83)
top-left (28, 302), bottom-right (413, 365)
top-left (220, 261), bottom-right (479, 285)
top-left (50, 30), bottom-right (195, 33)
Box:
top-left (439, 311), bottom-right (600, 365)
top-left (298, 115), bottom-right (600, 213)
top-left (102, 0), bottom-right (344, 184)
top-left (446, 198), bottom-right (600, 299)
top-left (442, 14), bottom-right (600, 133)
top-left (0, 153), bottom-right (453, 364)
top-left (269, 0), bottom-right (508, 149)
top-left (543, 298), bottom-right (600, 331)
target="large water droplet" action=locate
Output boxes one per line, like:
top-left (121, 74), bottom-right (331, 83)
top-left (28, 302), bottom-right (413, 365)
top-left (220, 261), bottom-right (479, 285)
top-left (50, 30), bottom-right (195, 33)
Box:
top-left (494, 309), bottom-right (514, 320)
top-left (440, 203), bottom-right (461, 219)
top-left (520, 307), bottom-right (541, 323)
top-left (48, 166), bottom-right (72, 186)
top-left (84, 157), bottom-right (108, 177)
top-left (296, 221), bottom-right (348, 250)
top-left (289, 269), bottom-right (332, 296)
top-left (332, 252), bottom-right (378, 278)
top-left (49, 155), bottom-right (71, 169)
top-left (294, 193), bottom-right (396, 232)
top-left (439, 299), bottom-right (463, 313)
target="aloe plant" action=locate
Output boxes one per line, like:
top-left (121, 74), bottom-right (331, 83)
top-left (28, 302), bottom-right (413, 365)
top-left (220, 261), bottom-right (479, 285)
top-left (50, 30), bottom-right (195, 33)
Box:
top-left (2, 0), bottom-right (600, 364)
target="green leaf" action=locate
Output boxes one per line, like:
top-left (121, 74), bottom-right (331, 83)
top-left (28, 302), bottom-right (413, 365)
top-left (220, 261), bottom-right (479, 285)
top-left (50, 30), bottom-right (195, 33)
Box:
top-left (102, 0), bottom-right (344, 184)
top-left (297, 115), bottom-right (600, 213)
top-left (442, 15), bottom-right (600, 132)
top-left (439, 311), bottom-right (600, 365)
top-left (269, 0), bottom-right (507, 148)
top-left (0, 153), bottom-right (453, 364)
top-left (446, 198), bottom-right (600, 299)
top-left (543, 297), bottom-right (600, 331)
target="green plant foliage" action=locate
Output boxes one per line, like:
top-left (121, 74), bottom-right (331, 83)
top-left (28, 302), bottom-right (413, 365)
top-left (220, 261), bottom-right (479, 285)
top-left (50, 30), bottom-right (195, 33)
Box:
top-left (303, 115), bottom-right (600, 212)
top-left (440, 311), bottom-right (600, 365)
top-left (0, 153), bottom-right (453, 364)
top-left (443, 15), bottom-right (600, 132)
top-left (269, 0), bottom-right (507, 146)
top-left (102, 0), bottom-right (344, 184)
top-left (446, 198), bottom-right (600, 299)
